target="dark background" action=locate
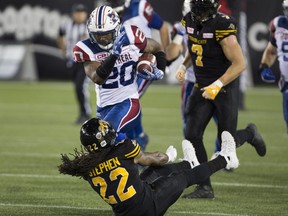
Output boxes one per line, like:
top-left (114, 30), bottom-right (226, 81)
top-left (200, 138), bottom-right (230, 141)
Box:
top-left (0, 0), bottom-right (283, 84)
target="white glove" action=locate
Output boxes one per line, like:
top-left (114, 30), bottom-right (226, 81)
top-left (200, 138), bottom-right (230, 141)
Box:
top-left (166, 145), bottom-right (177, 163)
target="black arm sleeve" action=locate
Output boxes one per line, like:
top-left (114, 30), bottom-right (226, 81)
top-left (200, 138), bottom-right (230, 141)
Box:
top-left (96, 55), bottom-right (118, 80)
top-left (154, 51), bottom-right (167, 73)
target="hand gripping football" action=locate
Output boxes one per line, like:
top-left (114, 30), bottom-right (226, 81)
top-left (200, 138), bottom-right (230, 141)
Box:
top-left (136, 53), bottom-right (157, 74)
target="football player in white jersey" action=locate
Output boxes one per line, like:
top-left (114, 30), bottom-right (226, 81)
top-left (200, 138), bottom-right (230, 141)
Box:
top-left (111, 0), bottom-right (170, 150)
top-left (73, 6), bottom-right (166, 145)
top-left (259, 0), bottom-right (288, 134)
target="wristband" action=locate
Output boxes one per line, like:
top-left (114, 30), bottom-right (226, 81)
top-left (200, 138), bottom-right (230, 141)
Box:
top-left (214, 79), bottom-right (223, 88)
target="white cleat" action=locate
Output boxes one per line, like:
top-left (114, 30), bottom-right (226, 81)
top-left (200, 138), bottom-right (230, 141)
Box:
top-left (182, 139), bottom-right (200, 168)
top-left (219, 131), bottom-right (239, 170)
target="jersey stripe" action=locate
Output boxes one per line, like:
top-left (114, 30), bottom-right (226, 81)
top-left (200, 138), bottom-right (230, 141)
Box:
top-left (215, 30), bottom-right (237, 41)
top-left (118, 98), bottom-right (141, 131)
top-left (125, 144), bottom-right (140, 158)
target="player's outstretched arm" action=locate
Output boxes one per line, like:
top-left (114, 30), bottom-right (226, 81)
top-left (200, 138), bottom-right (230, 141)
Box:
top-left (134, 146), bottom-right (177, 166)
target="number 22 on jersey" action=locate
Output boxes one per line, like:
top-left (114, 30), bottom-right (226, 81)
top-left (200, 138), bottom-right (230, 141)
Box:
top-left (92, 167), bottom-right (136, 204)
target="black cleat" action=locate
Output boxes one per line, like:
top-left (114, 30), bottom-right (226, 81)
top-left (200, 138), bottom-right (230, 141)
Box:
top-left (246, 123), bottom-right (266, 157)
top-left (182, 185), bottom-right (214, 199)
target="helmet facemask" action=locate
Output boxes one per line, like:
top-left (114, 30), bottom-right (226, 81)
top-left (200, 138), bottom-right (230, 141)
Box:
top-left (190, 0), bottom-right (219, 25)
top-left (87, 6), bottom-right (121, 51)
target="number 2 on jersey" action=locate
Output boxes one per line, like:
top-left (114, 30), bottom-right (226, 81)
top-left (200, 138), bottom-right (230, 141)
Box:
top-left (191, 44), bottom-right (203, 67)
top-left (92, 167), bottom-right (136, 204)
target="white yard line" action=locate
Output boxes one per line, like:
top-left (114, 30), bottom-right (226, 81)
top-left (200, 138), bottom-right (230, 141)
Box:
top-left (0, 202), bottom-right (248, 216)
top-left (0, 173), bottom-right (287, 190)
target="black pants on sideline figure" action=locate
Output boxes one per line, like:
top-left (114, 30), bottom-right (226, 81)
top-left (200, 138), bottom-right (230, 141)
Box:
top-left (68, 62), bottom-right (91, 123)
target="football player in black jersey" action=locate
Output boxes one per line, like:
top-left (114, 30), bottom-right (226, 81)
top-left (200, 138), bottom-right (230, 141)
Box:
top-left (177, 0), bottom-right (266, 199)
top-left (59, 118), bottom-right (239, 216)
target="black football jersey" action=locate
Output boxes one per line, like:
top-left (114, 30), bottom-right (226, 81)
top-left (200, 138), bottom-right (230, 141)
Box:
top-left (182, 13), bottom-right (238, 87)
top-left (86, 139), bottom-right (151, 215)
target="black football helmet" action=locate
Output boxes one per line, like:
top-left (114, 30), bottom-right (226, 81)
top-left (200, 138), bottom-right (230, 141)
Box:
top-left (80, 118), bottom-right (116, 152)
top-left (190, 0), bottom-right (220, 24)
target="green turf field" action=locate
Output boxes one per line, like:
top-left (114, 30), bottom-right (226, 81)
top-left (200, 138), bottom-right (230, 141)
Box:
top-left (0, 81), bottom-right (287, 216)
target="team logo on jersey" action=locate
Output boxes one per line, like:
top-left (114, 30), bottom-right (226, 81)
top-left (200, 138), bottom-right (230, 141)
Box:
top-left (95, 52), bottom-right (109, 60)
top-left (228, 24), bottom-right (236, 30)
top-left (203, 33), bottom-right (214, 38)
top-left (187, 27), bottom-right (194, 34)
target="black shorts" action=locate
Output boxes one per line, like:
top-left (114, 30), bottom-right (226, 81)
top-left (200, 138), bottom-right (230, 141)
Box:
top-left (185, 79), bottom-right (239, 141)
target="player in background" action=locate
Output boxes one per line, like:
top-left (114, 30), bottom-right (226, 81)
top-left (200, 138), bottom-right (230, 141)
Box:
top-left (179, 0), bottom-right (266, 199)
top-left (169, 0), bottom-right (220, 154)
top-left (111, 0), bottom-right (170, 150)
top-left (59, 117), bottom-right (239, 216)
top-left (57, 4), bottom-right (92, 124)
top-left (258, 0), bottom-right (288, 134)
top-left (73, 6), bottom-right (166, 146)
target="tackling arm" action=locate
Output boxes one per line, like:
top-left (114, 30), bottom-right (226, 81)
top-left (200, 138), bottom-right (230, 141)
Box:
top-left (134, 145), bottom-right (177, 166)
top-left (134, 151), bottom-right (169, 166)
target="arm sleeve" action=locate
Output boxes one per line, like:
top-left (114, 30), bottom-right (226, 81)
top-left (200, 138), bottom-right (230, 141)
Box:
top-left (129, 25), bottom-right (148, 52)
top-left (124, 140), bottom-right (141, 159)
top-left (142, 1), bottom-right (164, 30)
top-left (215, 15), bottom-right (238, 42)
top-left (147, 12), bottom-right (164, 30)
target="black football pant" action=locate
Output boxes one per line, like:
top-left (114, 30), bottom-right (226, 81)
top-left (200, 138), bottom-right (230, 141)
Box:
top-left (140, 157), bottom-right (227, 215)
top-left (184, 80), bottom-right (251, 187)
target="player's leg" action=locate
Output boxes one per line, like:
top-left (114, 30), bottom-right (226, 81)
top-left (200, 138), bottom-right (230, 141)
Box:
top-left (130, 77), bottom-right (153, 150)
top-left (73, 63), bottom-right (91, 124)
top-left (97, 98), bottom-right (141, 136)
top-left (216, 81), bottom-right (267, 156)
top-left (137, 77), bottom-right (153, 98)
top-left (182, 87), bottom-right (215, 199)
top-left (181, 80), bottom-right (194, 135)
top-left (153, 132), bottom-right (239, 215)
top-left (281, 81), bottom-right (288, 134)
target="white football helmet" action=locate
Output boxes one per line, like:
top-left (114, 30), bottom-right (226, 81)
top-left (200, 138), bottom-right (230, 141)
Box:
top-left (283, 0), bottom-right (288, 17)
top-left (87, 6), bottom-right (121, 50)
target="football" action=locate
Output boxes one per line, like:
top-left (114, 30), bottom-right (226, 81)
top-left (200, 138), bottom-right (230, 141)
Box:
top-left (136, 53), bottom-right (157, 74)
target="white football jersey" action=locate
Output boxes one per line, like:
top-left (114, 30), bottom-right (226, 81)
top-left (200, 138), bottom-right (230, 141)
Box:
top-left (73, 24), bottom-right (147, 107)
top-left (271, 16), bottom-right (288, 81)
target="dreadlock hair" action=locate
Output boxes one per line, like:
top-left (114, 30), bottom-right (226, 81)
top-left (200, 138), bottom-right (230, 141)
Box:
top-left (58, 146), bottom-right (112, 180)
